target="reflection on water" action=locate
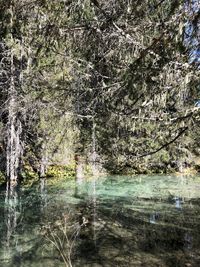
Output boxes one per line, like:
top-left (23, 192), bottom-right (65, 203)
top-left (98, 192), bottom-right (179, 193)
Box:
top-left (0, 174), bottom-right (200, 266)
top-left (174, 197), bottom-right (182, 210)
top-left (40, 178), bottom-right (47, 212)
top-left (5, 182), bottom-right (18, 244)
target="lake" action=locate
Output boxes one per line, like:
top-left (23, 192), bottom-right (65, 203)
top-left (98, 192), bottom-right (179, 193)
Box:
top-left (0, 174), bottom-right (200, 267)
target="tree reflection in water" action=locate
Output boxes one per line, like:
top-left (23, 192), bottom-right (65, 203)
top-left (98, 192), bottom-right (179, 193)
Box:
top-left (3, 181), bottom-right (21, 261)
top-left (1, 176), bottom-right (200, 267)
top-left (40, 178), bottom-right (47, 213)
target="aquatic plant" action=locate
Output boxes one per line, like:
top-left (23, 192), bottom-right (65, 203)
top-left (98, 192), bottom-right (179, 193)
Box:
top-left (41, 210), bottom-right (86, 267)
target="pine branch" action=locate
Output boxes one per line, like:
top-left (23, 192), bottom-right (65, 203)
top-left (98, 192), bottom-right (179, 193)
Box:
top-left (136, 127), bottom-right (189, 158)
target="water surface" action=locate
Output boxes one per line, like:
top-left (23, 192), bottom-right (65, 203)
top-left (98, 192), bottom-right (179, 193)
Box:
top-left (1, 174), bottom-right (200, 267)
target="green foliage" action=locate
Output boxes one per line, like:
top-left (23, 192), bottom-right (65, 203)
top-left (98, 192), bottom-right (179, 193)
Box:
top-left (21, 165), bottom-right (39, 187)
top-left (0, 171), bottom-right (5, 184)
top-left (46, 165), bottom-right (75, 180)
top-left (0, 0), bottom-right (200, 179)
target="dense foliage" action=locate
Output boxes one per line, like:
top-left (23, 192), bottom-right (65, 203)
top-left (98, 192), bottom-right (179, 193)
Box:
top-left (0, 0), bottom-right (200, 181)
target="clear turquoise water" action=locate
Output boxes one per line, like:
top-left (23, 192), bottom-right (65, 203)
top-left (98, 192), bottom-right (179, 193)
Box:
top-left (1, 174), bottom-right (200, 267)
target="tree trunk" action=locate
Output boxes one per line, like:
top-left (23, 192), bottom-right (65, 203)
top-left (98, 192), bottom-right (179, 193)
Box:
top-left (6, 111), bottom-right (22, 183)
top-left (39, 143), bottom-right (48, 177)
top-left (75, 154), bottom-right (85, 183)
top-left (6, 2), bottom-right (23, 185)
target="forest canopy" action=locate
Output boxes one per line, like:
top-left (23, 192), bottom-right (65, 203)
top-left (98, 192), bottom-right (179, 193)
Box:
top-left (0, 0), bottom-right (200, 182)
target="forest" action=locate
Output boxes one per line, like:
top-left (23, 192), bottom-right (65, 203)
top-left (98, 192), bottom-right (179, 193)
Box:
top-left (0, 0), bottom-right (200, 186)
top-left (0, 1), bottom-right (200, 267)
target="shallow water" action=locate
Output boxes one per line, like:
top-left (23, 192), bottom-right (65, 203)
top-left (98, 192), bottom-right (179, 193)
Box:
top-left (1, 174), bottom-right (200, 267)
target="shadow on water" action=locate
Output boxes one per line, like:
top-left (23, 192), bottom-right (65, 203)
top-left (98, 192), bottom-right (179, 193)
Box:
top-left (0, 174), bottom-right (200, 266)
